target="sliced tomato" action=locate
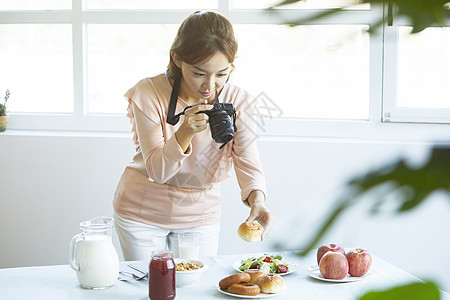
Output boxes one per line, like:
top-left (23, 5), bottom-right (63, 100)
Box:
top-left (277, 264), bottom-right (288, 273)
top-left (263, 256), bottom-right (272, 263)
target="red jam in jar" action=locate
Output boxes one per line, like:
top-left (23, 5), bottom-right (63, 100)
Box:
top-left (149, 250), bottom-right (176, 300)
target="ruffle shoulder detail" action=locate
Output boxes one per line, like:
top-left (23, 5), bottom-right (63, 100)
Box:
top-left (124, 78), bottom-right (162, 149)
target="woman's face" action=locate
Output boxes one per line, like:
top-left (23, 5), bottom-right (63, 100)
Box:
top-left (176, 52), bottom-right (232, 104)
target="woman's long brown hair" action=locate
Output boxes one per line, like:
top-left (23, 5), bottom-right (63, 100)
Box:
top-left (166, 11), bottom-right (238, 80)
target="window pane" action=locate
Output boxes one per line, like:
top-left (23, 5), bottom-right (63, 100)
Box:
top-left (232, 0), bottom-right (369, 9)
top-left (0, 0), bottom-right (70, 10)
top-left (398, 26), bottom-right (450, 109)
top-left (87, 0), bottom-right (217, 9)
top-left (233, 25), bottom-right (369, 119)
top-left (0, 24), bottom-right (73, 113)
top-left (87, 24), bottom-right (178, 114)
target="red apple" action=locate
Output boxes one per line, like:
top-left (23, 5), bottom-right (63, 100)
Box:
top-left (319, 251), bottom-right (349, 280)
top-left (346, 248), bottom-right (372, 277)
top-left (317, 243), bottom-right (345, 265)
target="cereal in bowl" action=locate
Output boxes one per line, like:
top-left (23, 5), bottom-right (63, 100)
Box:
top-left (176, 261), bottom-right (202, 271)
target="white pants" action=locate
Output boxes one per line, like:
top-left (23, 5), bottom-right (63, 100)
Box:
top-left (114, 211), bottom-right (220, 262)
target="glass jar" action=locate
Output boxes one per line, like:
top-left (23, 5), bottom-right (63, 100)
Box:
top-left (149, 250), bottom-right (176, 300)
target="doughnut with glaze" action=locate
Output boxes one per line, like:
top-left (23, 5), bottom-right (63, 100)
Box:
top-left (218, 273), bottom-right (250, 289)
top-left (227, 282), bottom-right (261, 296)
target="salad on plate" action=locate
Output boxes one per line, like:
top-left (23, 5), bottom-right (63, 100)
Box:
top-left (238, 254), bottom-right (292, 274)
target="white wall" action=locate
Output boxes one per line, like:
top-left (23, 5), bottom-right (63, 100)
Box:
top-left (0, 132), bottom-right (449, 293)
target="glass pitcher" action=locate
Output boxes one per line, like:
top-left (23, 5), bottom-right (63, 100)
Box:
top-left (69, 216), bottom-right (119, 289)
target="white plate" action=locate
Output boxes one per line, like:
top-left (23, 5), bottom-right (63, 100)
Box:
top-left (217, 285), bottom-right (285, 299)
top-left (233, 261), bottom-right (296, 276)
top-left (306, 265), bottom-right (369, 282)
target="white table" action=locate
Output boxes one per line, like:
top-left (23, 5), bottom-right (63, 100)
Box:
top-left (1, 251), bottom-right (448, 300)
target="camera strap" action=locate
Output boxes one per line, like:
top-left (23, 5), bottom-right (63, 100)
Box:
top-left (166, 78), bottom-right (181, 125)
top-left (166, 78), bottom-right (219, 126)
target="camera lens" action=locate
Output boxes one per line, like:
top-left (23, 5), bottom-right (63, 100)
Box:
top-left (209, 110), bottom-right (234, 144)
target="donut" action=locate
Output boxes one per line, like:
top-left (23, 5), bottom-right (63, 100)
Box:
top-left (244, 269), bottom-right (266, 284)
top-left (227, 282), bottom-right (261, 296)
top-left (219, 273), bottom-right (250, 289)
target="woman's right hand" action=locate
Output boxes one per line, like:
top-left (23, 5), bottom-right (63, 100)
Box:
top-left (175, 102), bottom-right (213, 152)
top-left (181, 102), bottom-right (212, 135)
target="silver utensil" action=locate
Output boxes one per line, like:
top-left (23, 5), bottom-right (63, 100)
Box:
top-left (118, 275), bottom-right (134, 282)
top-left (119, 271), bottom-right (147, 281)
top-left (127, 264), bottom-right (148, 278)
top-left (118, 274), bottom-right (133, 282)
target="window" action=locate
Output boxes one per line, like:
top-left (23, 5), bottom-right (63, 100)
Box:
top-left (0, 0), bottom-right (71, 10)
top-left (86, 24), bottom-right (179, 114)
top-left (0, 24), bottom-right (73, 113)
top-left (86, 0), bottom-right (216, 10)
top-left (0, 0), bottom-right (449, 137)
top-left (233, 24), bottom-right (370, 120)
top-left (231, 0), bottom-right (369, 9)
top-left (383, 23), bottom-right (450, 124)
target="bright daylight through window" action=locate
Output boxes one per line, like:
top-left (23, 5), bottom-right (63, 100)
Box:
top-left (397, 27), bottom-right (450, 109)
top-left (0, 0), bottom-right (449, 133)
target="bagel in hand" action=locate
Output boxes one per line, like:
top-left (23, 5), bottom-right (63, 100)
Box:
top-left (238, 221), bottom-right (263, 242)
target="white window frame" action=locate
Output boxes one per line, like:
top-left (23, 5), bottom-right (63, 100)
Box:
top-left (1, 0), bottom-right (449, 142)
top-left (382, 9), bottom-right (450, 125)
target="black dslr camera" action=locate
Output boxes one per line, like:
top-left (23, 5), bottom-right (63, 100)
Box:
top-left (166, 79), bottom-right (237, 149)
top-left (196, 103), bottom-right (237, 148)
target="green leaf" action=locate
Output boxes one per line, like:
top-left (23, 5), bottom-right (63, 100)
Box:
top-left (269, 0), bottom-right (450, 34)
top-left (298, 189), bottom-right (360, 256)
top-left (397, 188), bottom-right (432, 212)
top-left (296, 146), bottom-right (450, 258)
top-left (275, 7), bottom-right (346, 26)
top-left (358, 281), bottom-right (441, 300)
top-left (270, 0), bottom-right (304, 9)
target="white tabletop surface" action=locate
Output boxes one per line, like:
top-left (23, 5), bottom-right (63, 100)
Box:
top-left (1, 251), bottom-right (448, 300)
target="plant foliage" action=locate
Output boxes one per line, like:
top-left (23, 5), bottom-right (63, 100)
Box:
top-left (295, 146), bottom-right (449, 299)
top-left (0, 89), bottom-right (10, 116)
top-left (299, 146), bottom-right (450, 256)
top-left (267, 1), bottom-right (449, 298)
top-left (358, 281), bottom-right (441, 300)
top-left (270, 0), bottom-right (450, 33)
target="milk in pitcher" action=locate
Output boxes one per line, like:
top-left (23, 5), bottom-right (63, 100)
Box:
top-left (76, 236), bottom-right (119, 288)
top-left (69, 217), bottom-right (119, 289)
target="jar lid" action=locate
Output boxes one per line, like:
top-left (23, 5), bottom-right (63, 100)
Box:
top-left (151, 250), bottom-right (173, 259)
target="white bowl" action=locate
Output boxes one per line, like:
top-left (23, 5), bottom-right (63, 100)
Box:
top-left (174, 258), bottom-right (209, 287)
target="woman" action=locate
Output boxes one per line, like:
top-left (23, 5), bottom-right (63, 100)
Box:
top-left (113, 10), bottom-right (274, 261)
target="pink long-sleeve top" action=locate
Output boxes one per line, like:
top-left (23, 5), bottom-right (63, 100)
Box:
top-left (113, 73), bottom-right (267, 228)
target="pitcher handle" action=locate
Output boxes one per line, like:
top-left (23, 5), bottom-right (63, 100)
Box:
top-left (69, 233), bottom-right (84, 272)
